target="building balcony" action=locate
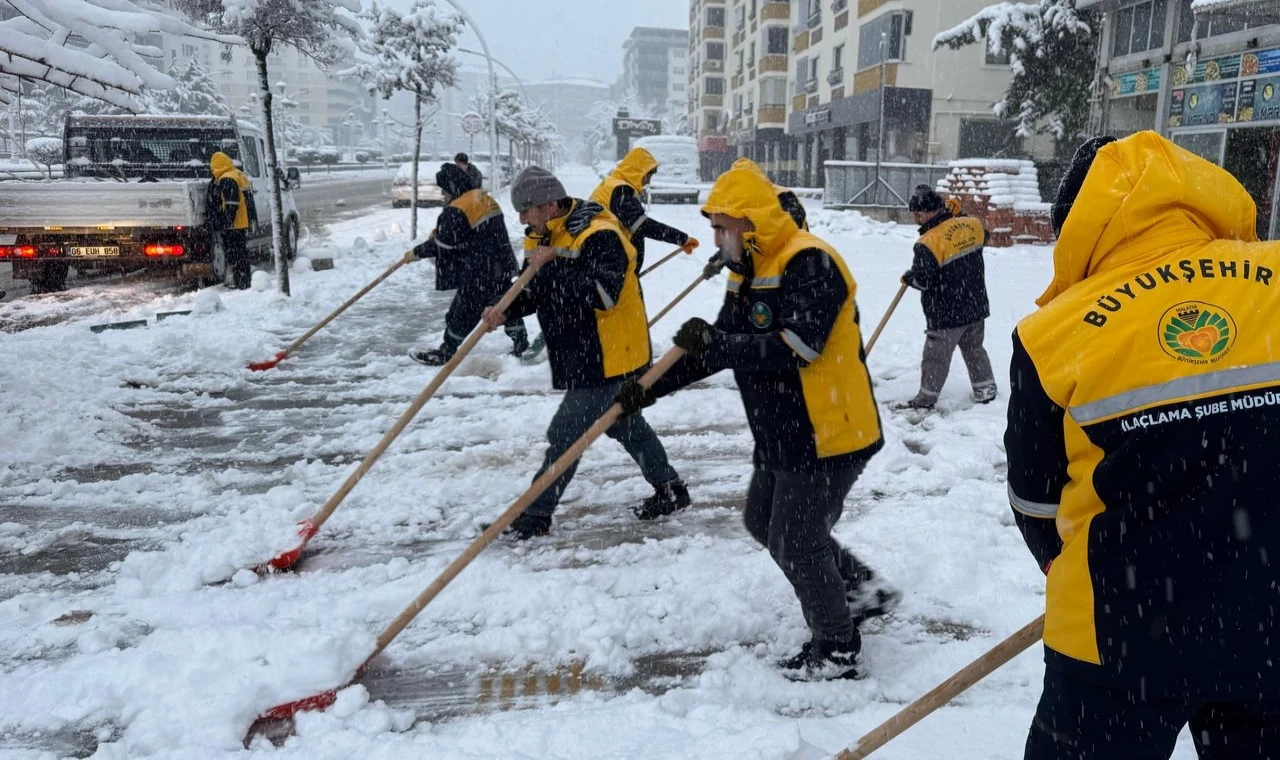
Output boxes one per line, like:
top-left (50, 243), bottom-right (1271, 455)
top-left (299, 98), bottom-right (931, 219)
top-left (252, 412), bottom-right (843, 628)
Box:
top-left (792, 93), bottom-right (809, 112)
top-left (760, 54), bottom-right (788, 73)
top-left (757, 105), bottom-right (786, 125)
top-left (857, 0), bottom-right (892, 17)
top-left (804, 77), bottom-right (819, 94)
top-left (705, 26), bottom-right (724, 39)
top-left (794, 32), bottom-right (809, 53)
top-left (761, 1), bottom-right (790, 22)
top-left (826, 68), bottom-right (844, 86)
top-left (702, 94), bottom-right (724, 107)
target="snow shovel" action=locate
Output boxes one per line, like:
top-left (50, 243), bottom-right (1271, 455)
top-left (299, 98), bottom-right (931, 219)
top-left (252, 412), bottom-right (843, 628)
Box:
top-left (835, 614), bottom-right (1045, 760)
top-left (248, 255), bottom-right (411, 371)
top-left (255, 264), bottom-right (540, 572)
top-left (521, 245), bottom-right (709, 363)
top-left (864, 282), bottom-right (908, 355)
top-left (647, 252), bottom-right (726, 328)
top-left (638, 243), bottom-right (693, 278)
top-left (249, 346), bottom-right (688, 731)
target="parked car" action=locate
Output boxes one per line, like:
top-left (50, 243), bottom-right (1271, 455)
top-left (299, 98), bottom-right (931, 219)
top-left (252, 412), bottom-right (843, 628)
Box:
top-left (391, 161), bottom-right (446, 208)
top-left (634, 135), bottom-right (701, 204)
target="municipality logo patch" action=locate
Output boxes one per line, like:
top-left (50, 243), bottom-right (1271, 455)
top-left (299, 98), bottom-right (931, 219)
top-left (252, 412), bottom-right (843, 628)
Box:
top-left (750, 302), bottom-right (773, 328)
top-left (1159, 301), bottom-right (1235, 364)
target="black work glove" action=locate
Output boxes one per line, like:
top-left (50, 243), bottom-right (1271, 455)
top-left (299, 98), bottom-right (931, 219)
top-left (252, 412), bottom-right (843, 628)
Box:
top-left (614, 378), bottom-right (655, 417)
top-left (702, 250), bottom-right (726, 280)
top-left (673, 317), bottom-right (716, 358)
top-left (901, 269), bottom-right (917, 289)
top-left (412, 240), bottom-right (436, 260)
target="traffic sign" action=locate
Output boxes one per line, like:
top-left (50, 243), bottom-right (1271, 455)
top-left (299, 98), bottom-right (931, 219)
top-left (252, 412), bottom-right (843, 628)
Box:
top-left (461, 112), bottom-right (485, 135)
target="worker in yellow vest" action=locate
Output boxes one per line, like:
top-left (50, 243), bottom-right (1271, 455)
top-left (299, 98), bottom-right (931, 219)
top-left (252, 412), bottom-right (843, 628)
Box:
top-left (616, 163), bottom-right (898, 681)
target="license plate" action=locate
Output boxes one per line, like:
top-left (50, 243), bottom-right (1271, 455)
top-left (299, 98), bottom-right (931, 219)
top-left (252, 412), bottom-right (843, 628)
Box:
top-left (69, 246), bottom-right (120, 257)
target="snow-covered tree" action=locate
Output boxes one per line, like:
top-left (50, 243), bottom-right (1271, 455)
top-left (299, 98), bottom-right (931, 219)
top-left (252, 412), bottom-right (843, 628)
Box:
top-left (153, 57), bottom-right (231, 117)
top-left (934, 0), bottom-right (1099, 147)
top-left (178, 0), bottom-right (362, 296)
top-left (352, 1), bottom-right (461, 238)
top-left (469, 86), bottom-right (560, 177)
top-left (0, 1), bottom-right (233, 112)
top-left (24, 136), bottom-right (62, 178)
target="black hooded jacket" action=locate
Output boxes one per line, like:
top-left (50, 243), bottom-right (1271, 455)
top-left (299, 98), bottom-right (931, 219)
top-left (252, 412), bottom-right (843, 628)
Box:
top-left (412, 164), bottom-right (516, 291)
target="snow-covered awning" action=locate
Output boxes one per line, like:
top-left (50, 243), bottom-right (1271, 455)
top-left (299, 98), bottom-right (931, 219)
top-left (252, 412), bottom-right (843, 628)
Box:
top-left (1191, 0), bottom-right (1280, 22)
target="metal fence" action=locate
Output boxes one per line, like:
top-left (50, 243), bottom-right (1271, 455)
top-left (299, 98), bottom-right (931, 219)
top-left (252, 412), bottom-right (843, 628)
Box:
top-left (822, 160), bottom-right (949, 209)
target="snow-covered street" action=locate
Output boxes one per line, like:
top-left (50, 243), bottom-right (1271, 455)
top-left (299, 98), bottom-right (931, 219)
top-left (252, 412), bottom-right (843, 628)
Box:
top-left (0, 164), bottom-right (1201, 759)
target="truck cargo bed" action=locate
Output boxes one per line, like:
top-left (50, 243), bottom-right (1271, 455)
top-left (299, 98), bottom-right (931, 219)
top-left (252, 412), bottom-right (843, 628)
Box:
top-left (0, 180), bottom-right (204, 230)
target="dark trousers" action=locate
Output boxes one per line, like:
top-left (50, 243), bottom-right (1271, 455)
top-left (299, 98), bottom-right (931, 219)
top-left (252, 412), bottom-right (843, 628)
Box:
top-left (524, 380), bottom-right (680, 518)
top-left (918, 319), bottom-right (995, 399)
top-left (442, 282), bottom-right (526, 353)
top-left (1025, 665), bottom-right (1280, 760)
top-left (218, 229), bottom-right (251, 290)
top-left (742, 464), bottom-right (874, 643)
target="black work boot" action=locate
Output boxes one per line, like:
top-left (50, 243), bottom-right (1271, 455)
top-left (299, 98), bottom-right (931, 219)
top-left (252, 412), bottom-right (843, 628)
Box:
top-left (510, 333), bottom-right (530, 357)
top-left (779, 634), bottom-right (864, 681)
top-left (409, 345), bottom-right (454, 366)
top-left (846, 575), bottom-right (902, 626)
top-left (633, 479), bottom-right (691, 520)
top-left (503, 512), bottom-right (551, 541)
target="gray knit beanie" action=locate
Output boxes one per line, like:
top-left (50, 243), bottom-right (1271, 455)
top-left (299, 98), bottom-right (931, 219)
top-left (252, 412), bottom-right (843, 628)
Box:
top-left (510, 166), bottom-right (568, 211)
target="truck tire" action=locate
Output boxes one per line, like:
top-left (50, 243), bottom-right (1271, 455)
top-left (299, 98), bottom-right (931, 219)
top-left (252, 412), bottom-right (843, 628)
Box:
top-left (284, 219), bottom-right (299, 263)
top-left (31, 261), bottom-right (69, 294)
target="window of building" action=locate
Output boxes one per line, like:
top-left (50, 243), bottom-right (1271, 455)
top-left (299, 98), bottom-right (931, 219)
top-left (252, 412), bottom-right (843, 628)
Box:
top-left (794, 56), bottom-right (808, 92)
top-left (749, 42), bottom-right (756, 66)
top-left (734, 93), bottom-right (744, 115)
top-left (749, 0), bottom-right (757, 19)
top-left (673, 82), bottom-right (686, 92)
top-left (857, 12), bottom-right (908, 70)
top-left (1171, 130), bottom-right (1223, 164)
top-left (806, 0), bottom-right (821, 28)
top-left (1175, 0), bottom-right (1258, 42)
top-left (761, 77), bottom-right (788, 105)
top-left (766, 26), bottom-right (788, 55)
top-left (984, 45), bottom-right (1010, 65)
top-left (735, 5), bottom-right (746, 30)
top-left (706, 42), bottom-right (725, 60)
top-left (673, 66), bottom-right (685, 75)
top-left (809, 55), bottom-right (820, 82)
top-left (1113, 0), bottom-right (1167, 57)
top-left (833, 43), bottom-right (845, 72)
top-left (705, 77), bottom-right (725, 95)
top-left (736, 50), bottom-right (744, 74)
top-left (706, 6), bottom-right (725, 27)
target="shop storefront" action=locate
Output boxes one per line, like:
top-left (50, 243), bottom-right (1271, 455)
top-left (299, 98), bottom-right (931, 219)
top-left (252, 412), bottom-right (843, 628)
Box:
top-left (1165, 46), bottom-right (1280, 239)
top-left (788, 86), bottom-right (931, 189)
top-left (696, 135), bottom-right (734, 182)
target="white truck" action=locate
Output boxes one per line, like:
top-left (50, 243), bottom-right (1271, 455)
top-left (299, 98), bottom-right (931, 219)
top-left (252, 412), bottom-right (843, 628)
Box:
top-left (0, 114), bottom-right (301, 292)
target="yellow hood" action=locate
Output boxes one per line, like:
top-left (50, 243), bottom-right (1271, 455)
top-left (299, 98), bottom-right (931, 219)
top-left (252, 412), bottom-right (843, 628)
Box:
top-left (732, 157), bottom-right (786, 195)
top-left (702, 163), bottom-right (800, 254)
top-left (210, 151), bottom-right (236, 179)
top-left (1038, 130), bottom-right (1258, 306)
top-left (609, 148), bottom-right (659, 192)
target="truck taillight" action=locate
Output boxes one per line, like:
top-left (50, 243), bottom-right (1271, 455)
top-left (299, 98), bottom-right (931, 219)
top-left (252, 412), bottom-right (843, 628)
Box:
top-left (144, 244), bottom-right (185, 257)
top-left (0, 245), bottom-right (37, 258)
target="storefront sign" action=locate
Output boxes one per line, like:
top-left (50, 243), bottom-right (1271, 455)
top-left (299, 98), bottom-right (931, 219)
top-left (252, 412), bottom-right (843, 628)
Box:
top-left (1236, 75), bottom-right (1280, 123)
top-left (804, 109), bottom-right (831, 126)
top-left (1111, 68), bottom-right (1161, 98)
top-left (1167, 82), bottom-right (1239, 127)
top-left (698, 135), bottom-right (729, 152)
top-left (612, 118), bottom-right (662, 138)
top-left (1172, 53), bottom-right (1242, 86)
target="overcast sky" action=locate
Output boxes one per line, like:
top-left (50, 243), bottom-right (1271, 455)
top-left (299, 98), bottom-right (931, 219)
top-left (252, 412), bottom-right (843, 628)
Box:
top-left (384, 0), bottom-right (689, 84)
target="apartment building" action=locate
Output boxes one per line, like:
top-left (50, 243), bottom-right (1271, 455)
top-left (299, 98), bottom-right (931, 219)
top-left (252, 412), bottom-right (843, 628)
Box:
top-left (688, 0), bottom-right (735, 179)
top-left (1085, 0), bottom-right (1280, 239)
top-left (622, 28), bottom-right (690, 121)
top-left (787, 0), bottom-right (1036, 187)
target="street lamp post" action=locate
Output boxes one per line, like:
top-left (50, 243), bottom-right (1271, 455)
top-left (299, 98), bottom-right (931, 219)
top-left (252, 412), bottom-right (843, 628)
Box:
top-left (439, 0), bottom-right (499, 193)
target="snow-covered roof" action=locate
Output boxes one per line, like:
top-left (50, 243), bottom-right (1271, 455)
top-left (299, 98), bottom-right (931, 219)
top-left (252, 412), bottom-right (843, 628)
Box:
top-left (1191, 0), bottom-right (1267, 11)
